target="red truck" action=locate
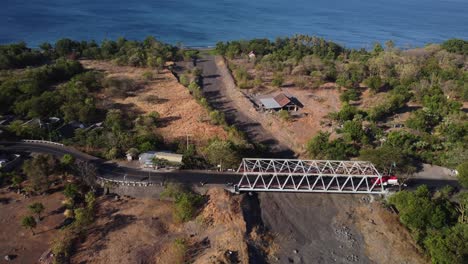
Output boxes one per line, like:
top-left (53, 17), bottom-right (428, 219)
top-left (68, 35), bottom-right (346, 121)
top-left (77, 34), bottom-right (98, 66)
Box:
top-left (372, 175), bottom-right (399, 186)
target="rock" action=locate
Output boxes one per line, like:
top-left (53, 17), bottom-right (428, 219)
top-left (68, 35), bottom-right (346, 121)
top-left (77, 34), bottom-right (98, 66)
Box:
top-left (4, 255), bottom-right (12, 261)
top-left (293, 249), bottom-right (298, 254)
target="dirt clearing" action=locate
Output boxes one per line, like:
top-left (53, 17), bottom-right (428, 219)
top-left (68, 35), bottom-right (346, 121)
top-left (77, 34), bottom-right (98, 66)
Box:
top-left (72, 188), bottom-right (249, 264)
top-left (214, 57), bottom-right (340, 156)
top-left (252, 193), bottom-right (427, 264)
top-left (0, 189), bottom-right (66, 263)
top-left (81, 60), bottom-right (227, 145)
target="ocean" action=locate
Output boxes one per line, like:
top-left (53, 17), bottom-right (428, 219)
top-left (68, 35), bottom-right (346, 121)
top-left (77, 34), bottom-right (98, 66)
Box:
top-left (1, 0), bottom-right (467, 48)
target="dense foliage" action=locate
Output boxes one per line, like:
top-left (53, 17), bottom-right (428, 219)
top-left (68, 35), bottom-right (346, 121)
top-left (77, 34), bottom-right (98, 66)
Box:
top-left (389, 186), bottom-right (467, 263)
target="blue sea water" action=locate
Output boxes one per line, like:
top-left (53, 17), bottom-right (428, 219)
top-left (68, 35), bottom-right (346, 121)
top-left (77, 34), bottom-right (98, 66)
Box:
top-left (1, 0), bottom-right (467, 48)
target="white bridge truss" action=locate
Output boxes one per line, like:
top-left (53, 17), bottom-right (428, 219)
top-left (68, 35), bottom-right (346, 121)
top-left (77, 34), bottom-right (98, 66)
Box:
top-left (236, 158), bottom-right (385, 194)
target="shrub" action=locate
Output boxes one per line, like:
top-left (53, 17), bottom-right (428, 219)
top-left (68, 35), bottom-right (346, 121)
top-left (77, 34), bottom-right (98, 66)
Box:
top-left (161, 183), bottom-right (204, 222)
top-left (456, 162), bottom-right (468, 188)
top-left (209, 110), bottom-right (225, 125)
top-left (278, 110), bottom-right (291, 122)
top-left (271, 72), bottom-right (284, 87)
top-left (142, 71), bottom-right (154, 81)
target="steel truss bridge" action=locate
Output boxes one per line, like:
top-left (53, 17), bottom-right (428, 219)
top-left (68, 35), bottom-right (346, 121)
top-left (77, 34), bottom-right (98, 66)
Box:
top-left (235, 158), bottom-right (385, 194)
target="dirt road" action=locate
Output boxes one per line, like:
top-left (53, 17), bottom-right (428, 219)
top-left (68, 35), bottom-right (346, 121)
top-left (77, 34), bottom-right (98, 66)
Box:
top-left (197, 55), bottom-right (295, 158)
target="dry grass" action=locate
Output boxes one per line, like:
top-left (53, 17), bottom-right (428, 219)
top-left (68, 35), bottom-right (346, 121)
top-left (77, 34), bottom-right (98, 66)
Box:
top-left (81, 60), bottom-right (227, 145)
top-left (72, 188), bottom-right (249, 264)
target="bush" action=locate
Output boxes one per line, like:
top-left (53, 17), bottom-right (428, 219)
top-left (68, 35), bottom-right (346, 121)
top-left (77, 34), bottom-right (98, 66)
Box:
top-left (161, 183), bottom-right (204, 222)
top-left (209, 110), bottom-right (225, 125)
top-left (278, 110), bottom-right (291, 122)
top-left (456, 162), bottom-right (468, 188)
top-left (306, 131), bottom-right (357, 160)
top-left (142, 71), bottom-right (154, 81)
top-left (441, 39), bottom-right (468, 55)
top-left (271, 72), bottom-right (284, 87)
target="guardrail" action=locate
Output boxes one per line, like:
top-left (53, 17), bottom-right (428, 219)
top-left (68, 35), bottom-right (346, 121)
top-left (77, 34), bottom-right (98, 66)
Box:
top-left (21, 139), bottom-right (64, 147)
top-left (96, 176), bottom-right (156, 187)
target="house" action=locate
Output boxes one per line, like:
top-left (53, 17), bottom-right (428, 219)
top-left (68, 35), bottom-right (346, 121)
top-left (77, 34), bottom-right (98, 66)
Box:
top-left (138, 151), bottom-right (183, 169)
top-left (258, 93), bottom-right (300, 112)
top-left (248, 51), bottom-right (256, 60)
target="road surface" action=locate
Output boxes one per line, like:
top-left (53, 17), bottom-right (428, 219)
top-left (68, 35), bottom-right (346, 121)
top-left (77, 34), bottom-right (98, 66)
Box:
top-left (0, 141), bottom-right (459, 189)
top-left (181, 55), bottom-right (295, 158)
top-left (0, 141), bottom-right (241, 186)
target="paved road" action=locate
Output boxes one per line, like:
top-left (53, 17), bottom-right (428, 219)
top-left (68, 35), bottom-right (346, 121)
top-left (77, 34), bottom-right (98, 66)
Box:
top-left (195, 55), bottom-right (295, 158)
top-left (1, 141), bottom-right (460, 190)
top-left (0, 142), bottom-right (241, 186)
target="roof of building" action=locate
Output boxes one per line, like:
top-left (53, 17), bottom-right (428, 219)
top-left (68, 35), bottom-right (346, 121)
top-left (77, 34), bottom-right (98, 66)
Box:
top-left (138, 151), bottom-right (183, 164)
top-left (259, 93), bottom-right (292, 109)
top-left (274, 93), bottom-right (291, 107)
top-left (259, 98), bottom-right (282, 109)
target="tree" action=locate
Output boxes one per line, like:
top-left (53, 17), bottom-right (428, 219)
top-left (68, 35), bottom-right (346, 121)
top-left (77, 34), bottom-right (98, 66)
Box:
top-left (424, 224), bottom-right (468, 264)
top-left (306, 131), bottom-right (330, 159)
top-left (76, 161), bottom-right (97, 190)
top-left (63, 183), bottom-right (79, 200)
top-left (456, 161), bottom-right (468, 188)
top-left (203, 139), bottom-right (240, 170)
top-left (21, 216), bottom-right (37, 235)
top-left (359, 145), bottom-right (418, 179)
top-left (455, 192), bottom-right (468, 224)
top-left (341, 120), bottom-right (366, 143)
top-left (22, 154), bottom-right (57, 193)
top-left (28, 202), bottom-right (45, 220)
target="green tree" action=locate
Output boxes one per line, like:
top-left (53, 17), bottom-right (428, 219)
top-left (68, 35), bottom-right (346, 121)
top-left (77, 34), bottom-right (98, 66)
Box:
top-left (341, 120), bottom-right (366, 143)
top-left (21, 216), bottom-right (37, 235)
top-left (363, 76), bottom-right (382, 92)
top-left (306, 131), bottom-right (331, 159)
top-left (456, 162), bottom-right (468, 188)
top-left (359, 145), bottom-right (418, 177)
top-left (63, 183), bottom-right (79, 200)
top-left (203, 139), bottom-right (240, 170)
top-left (28, 202), bottom-right (45, 220)
top-left (424, 224), bottom-right (468, 264)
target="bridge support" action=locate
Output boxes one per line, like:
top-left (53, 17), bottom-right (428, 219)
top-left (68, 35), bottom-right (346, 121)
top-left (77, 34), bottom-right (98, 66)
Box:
top-left (236, 159), bottom-right (385, 194)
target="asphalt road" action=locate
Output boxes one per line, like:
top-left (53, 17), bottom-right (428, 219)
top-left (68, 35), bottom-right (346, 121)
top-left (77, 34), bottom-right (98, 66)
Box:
top-left (0, 142), bottom-right (242, 186)
top-left (1, 141), bottom-right (460, 189)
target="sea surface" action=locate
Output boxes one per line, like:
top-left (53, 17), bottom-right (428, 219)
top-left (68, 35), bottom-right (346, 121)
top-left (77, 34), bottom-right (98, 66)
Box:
top-left (1, 0), bottom-right (467, 48)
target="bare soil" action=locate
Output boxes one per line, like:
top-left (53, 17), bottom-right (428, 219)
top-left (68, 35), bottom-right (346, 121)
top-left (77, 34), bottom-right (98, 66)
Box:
top-left (72, 188), bottom-right (249, 264)
top-left (213, 57), bottom-right (341, 156)
top-left (0, 189), bottom-right (66, 263)
top-left (80, 60), bottom-right (227, 145)
top-left (253, 193), bottom-right (428, 264)
top-left (355, 202), bottom-right (428, 264)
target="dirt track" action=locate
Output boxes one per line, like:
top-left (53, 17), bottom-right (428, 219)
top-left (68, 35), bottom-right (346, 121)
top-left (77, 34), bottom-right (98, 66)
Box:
top-left (196, 55), bottom-right (295, 157)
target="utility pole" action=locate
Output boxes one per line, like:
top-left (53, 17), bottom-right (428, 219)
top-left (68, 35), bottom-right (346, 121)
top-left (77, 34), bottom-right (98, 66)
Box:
top-left (186, 133), bottom-right (193, 151)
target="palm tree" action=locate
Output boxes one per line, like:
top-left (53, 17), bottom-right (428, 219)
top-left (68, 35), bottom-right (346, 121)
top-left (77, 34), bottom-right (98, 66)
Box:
top-left (28, 202), bottom-right (45, 220)
top-left (21, 216), bottom-right (37, 235)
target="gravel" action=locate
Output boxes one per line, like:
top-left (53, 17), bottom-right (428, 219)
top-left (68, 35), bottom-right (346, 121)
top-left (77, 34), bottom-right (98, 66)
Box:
top-left (252, 192), bottom-right (372, 264)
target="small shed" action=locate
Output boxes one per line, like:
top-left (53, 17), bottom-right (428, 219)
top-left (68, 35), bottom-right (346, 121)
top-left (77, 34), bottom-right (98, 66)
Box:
top-left (258, 93), bottom-right (299, 112)
top-left (138, 151), bottom-right (183, 168)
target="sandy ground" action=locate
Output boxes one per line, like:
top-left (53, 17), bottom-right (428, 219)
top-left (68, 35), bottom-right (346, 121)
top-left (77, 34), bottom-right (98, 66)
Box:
top-left (0, 189), bottom-right (66, 263)
top-left (72, 188), bottom-right (249, 264)
top-left (253, 193), bottom-right (428, 264)
top-left (80, 60), bottom-right (227, 145)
